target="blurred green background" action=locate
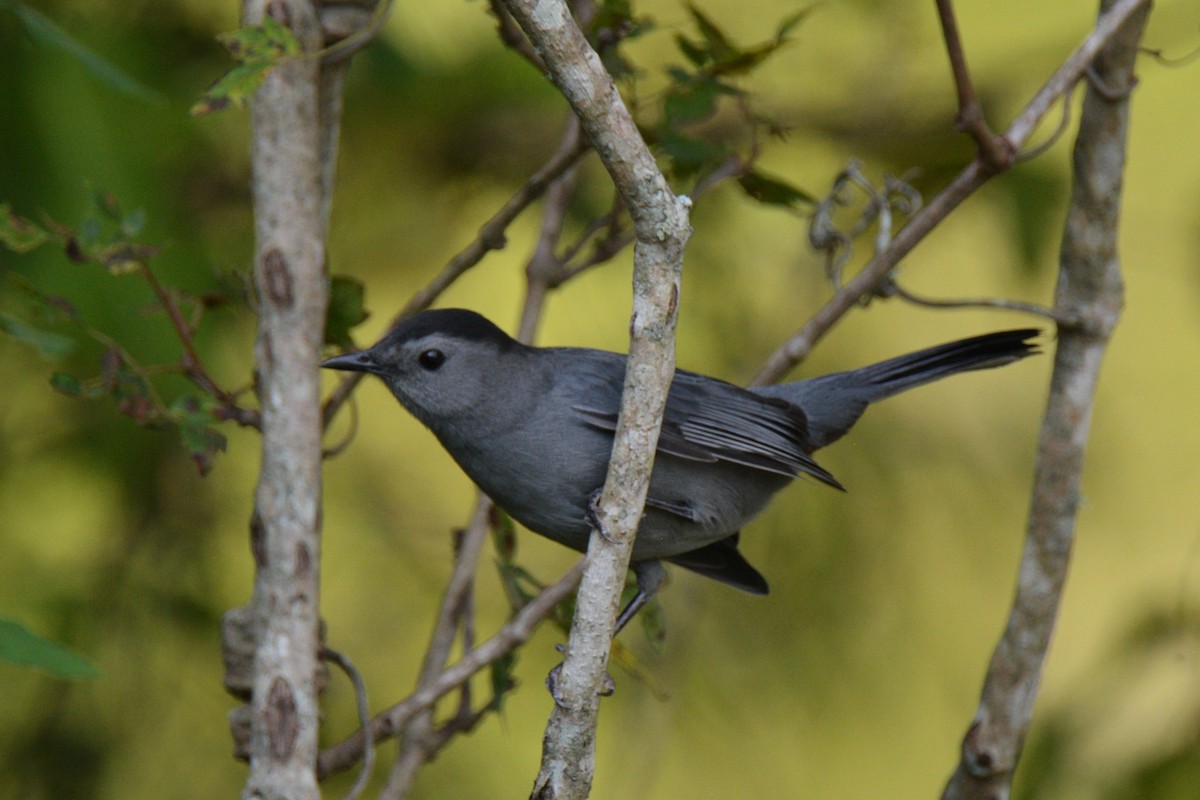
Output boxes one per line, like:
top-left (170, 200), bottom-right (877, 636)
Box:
top-left (2, 0), bottom-right (1199, 798)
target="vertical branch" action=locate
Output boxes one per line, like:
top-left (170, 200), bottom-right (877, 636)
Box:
top-left (941, 2), bottom-right (1149, 799)
top-left (236, 1), bottom-right (331, 798)
top-left (498, 1), bottom-right (691, 797)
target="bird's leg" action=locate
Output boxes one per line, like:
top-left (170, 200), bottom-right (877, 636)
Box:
top-left (614, 560), bottom-right (666, 634)
top-left (545, 561), bottom-right (666, 706)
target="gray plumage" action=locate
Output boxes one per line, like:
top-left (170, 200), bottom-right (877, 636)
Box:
top-left (323, 308), bottom-right (1038, 628)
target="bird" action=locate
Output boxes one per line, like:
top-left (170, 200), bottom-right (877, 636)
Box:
top-left (323, 308), bottom-right (1038, 632)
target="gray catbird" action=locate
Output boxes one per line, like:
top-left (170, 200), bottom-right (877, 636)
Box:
top-left (323, 309), bottom-right (1037, 630)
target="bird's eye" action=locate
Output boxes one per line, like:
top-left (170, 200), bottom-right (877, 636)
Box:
top-left (418, 349), bottom-right (445, 371)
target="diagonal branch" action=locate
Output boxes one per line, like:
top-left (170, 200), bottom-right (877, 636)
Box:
top-left (317, 561), bottom-right (586, 779)
top-left (750, 0), bottom-right (1151, 387)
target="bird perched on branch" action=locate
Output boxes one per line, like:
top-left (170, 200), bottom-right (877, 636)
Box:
top-left (324, 309), bottom-right (1037, 631)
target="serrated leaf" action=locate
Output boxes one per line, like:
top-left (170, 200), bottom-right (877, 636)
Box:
top-left (1, 1), bottom-right (165, 105)
top-left (0, 618), bottom-right (100, 679)
top-left (0, 312), bottom-right (76, 358)
top-left (0, 203), bottom-right (49, 253)
top-left (324, 276), bottom-right (369, 349)
top-left (191, 17), bottom-right (302, 116)
top-left (737, 170), bottom-right (815, 209)
top-left (49, 371), bottom-right (82, 396)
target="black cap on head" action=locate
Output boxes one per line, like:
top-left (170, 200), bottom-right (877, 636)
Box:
top-left (384, 308), bottom-right (516, 350)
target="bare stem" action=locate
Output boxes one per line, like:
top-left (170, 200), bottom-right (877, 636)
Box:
top-left (934, 0), bottom-right (1014, 169)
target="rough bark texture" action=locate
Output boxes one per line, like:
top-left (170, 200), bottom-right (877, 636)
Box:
top-left (496, 1), bottom-right (691, 797)
top-left (941, 2), bottom-right (1149, 798)
top-left (239, 1), bottom-right (329, 798)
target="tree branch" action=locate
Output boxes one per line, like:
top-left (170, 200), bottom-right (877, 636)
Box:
top-left (494, 1), bottom-right (691, 797)
top-left (934, 0), bottom-right (1014, 169)
top-left (941, 1), bottom-right (1149, 797)
top-left (750, 0), bottom-right (1151, 386)
top-left (237, 1), bottom-right (329, 798)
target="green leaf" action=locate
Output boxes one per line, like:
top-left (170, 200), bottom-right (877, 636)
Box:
top-left (190, 62), bottom-right (272, 116)
top-left (0, 203), bottom-right (50, 253)
top-left (490, 507), bottom-right (518, 563)
top-left (49, 371), bottom-right (83, 396)
top-left (687, 3), bottom-right (735, 62)
top-left (219, 15), bottom-right (302, 62)
top-left (775, 7), bottom-right (815, 41)
top-left (170, 395), bottom-right (228, 476)
top-left (674, 34), bottom-right (710, 68)
top-left (736, 169), bottom-right (815, 209)
top-left (659, 131), bottom-right (725, 179)
top-left (0, 618), bottom-right (100, 679)
top-left (324, 276), bottom-right (369, 349)
top-left (0, 1), bottom-right (166, 105)
top-left (663, 79), bottom-right (721, 126)
top-left (488, 651), bottom-right (518, 712)
top-left (190, 17), bottom-right (303, 117)
top-left (0, 312), bottom-right (76, 358)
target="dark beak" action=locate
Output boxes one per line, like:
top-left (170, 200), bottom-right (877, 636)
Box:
top-left (321, 351), bottom-right (379, 373)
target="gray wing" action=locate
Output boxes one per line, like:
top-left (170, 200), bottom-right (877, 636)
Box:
top-left (572, 367), bottom-right (843, 490)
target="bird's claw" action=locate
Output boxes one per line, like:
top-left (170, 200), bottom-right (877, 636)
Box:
top-left (545, 643), bottom-right (616, 709)
top-left (586, 489), bottom-right (618, 544)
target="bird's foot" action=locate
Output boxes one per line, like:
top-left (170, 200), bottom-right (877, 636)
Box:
top-left (585, 489), bottom-right (619, 544)
top-left (545, 643), bottom-right (615, 710)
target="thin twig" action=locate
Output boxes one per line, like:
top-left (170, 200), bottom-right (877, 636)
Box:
top-left (137, 263), bottom-right (262, 428)
top-left (378, 499), bottom-right (493, 798)
top-left (322, 647), bottom-right (374, 800)
top-left (886, 280), bottom-right (1071, 324)
top-left (934, 0), bottom-right (1014, 170)
top-left (1016, 84), bottom-right (1076, 162)
top-left (319, 0), bottom-right (394, 64)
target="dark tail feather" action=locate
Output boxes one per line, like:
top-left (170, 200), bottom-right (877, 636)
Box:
top-left (666, 534), bottom-right (769, 595)
top-left (755, 329), bottom-right (1039, 450)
